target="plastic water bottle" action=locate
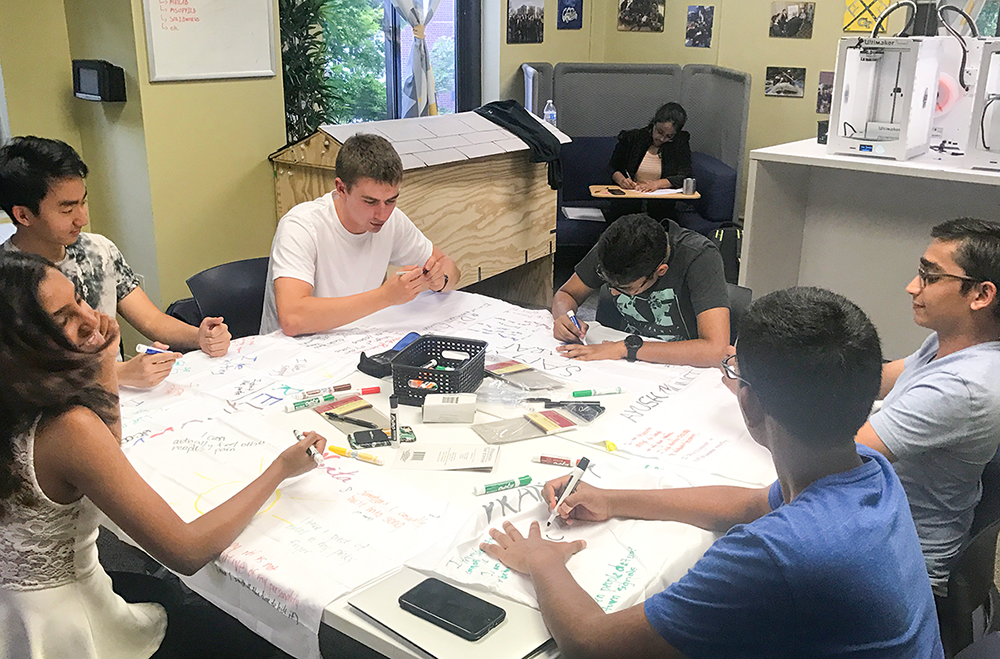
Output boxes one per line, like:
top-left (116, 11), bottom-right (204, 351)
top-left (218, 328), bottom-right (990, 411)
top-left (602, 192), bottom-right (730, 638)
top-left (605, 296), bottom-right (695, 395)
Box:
top-left (543, 100), bottom-right (557, 126)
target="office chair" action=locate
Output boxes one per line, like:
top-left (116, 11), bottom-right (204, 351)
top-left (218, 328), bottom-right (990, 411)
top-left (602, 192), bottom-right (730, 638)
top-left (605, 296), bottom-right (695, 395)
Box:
top-left (185, 257), bottom-right (269, 340)
top-left (937, 460), bottom-right (1000, 658)
top-left (726, 283), bottom-right (752, 345)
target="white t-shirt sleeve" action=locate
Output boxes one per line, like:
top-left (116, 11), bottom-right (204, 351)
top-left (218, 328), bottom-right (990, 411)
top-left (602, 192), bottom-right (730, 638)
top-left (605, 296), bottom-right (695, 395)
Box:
top-left (387, 209), bottom-right (434, 268)
top-left (269, 216), bottom-right (320, 287)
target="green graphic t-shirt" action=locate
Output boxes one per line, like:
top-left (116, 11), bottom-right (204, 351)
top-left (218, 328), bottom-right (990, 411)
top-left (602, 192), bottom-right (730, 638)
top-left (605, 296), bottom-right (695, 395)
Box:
top-left (575, 220), bottom-right (729, 341)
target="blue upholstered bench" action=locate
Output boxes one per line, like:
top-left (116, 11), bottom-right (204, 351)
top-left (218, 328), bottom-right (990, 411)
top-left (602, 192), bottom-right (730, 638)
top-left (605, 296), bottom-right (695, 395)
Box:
top-left (556, 136), bottom-right (737, 251)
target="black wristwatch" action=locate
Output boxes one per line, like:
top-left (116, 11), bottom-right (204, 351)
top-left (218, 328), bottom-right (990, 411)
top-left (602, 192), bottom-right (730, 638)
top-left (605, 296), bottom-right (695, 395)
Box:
top-left (434, 273), bottom-right (449, 293)
top-left (624, 334), bottom-right (643, 362)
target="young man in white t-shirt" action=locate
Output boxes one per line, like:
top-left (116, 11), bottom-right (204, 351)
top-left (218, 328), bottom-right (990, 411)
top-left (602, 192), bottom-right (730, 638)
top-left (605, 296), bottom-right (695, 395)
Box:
top-left (260, 134), bottom-right (460, 336)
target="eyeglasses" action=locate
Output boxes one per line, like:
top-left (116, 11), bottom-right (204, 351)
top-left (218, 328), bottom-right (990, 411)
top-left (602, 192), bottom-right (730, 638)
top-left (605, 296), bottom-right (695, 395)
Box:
top-left (597, 252), bottom-right (669, 296)
top-left (916, 264), bottom-right (981, 288)
top-left (721, 354), bottom-right (751, 387)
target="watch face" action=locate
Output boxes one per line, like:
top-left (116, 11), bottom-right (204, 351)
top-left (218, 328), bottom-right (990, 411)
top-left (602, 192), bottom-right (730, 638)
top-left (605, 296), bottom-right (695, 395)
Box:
top-left (625, 334), bottom-right (643, 349)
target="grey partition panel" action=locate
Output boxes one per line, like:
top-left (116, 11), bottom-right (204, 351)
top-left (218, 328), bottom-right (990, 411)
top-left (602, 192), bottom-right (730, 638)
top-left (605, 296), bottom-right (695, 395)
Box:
top-left (681, 64), bottom-right (751, 221)
top-left (553, 63), bottom-right (683, 137)
top-left (519, 62), bottom-right (553, 116)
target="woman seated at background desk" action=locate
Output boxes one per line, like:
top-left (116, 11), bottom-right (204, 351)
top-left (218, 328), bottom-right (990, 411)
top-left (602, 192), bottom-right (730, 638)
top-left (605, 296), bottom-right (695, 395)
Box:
top-left (607, 102), bottom-right (692, 222)
top-left (0, 252), bottom-right (326, 658)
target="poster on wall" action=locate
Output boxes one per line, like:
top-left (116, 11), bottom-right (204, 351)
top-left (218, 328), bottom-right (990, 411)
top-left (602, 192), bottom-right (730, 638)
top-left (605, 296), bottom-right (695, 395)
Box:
top-left (508, 0), bottom-right (544, 43)
top-left (843, 0), bottom-right (889, 32)
top-left (765, 66), bottom-right (806, 97)
top-left (618, 0), bottom-right (665, 32)
top-left (770, 2), bottom-right (814, 38)
top-left (817, 71), bottom-right (834, 113)
top-left (558, 0), bottom-right (584, 29)
top-left (686, 6), bottom-right (715, 47)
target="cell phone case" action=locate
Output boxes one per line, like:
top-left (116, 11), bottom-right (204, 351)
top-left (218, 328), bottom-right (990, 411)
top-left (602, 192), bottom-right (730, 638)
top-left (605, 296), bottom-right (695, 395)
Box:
top-left (349, 429), bottom-right (392, 449)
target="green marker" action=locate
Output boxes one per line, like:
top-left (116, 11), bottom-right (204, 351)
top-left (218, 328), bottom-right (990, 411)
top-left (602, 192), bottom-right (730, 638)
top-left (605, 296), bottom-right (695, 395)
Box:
top-left (473, 475), bottom-right (532, 496)
top-left (572, 387), bottom-right (624, 397)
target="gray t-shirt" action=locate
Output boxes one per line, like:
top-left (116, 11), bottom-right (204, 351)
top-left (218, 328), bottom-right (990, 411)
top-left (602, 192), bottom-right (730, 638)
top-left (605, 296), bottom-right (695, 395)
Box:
top-left (576, 219), bottom-right (729, 341)
top-left (870, 333), bottom-right (1000, 591)
top-left (2, 233), bottom-right (140, 316)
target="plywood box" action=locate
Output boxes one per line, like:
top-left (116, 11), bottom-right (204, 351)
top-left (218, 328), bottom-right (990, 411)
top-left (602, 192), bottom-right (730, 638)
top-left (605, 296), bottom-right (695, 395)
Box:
top-left (270, 113), bottom-right (565, 307)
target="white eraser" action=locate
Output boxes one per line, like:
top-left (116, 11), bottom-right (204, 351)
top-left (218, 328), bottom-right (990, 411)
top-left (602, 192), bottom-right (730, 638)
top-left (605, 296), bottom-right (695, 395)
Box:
top-left (422, 393), bottom-right (477, 423)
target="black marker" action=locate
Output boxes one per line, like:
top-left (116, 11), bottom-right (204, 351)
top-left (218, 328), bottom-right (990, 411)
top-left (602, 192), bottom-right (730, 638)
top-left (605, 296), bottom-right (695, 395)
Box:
top-left (546, 457), bottom-right (590, 527)
top-left (324, 412), bottom-right (379, 429)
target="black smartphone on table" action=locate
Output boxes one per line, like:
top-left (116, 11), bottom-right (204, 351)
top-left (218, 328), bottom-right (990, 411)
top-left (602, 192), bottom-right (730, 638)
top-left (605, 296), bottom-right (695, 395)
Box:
top-left (398, 577), bottom-right (506, 641)
top-left (608, 187), bottom-right (626, 195)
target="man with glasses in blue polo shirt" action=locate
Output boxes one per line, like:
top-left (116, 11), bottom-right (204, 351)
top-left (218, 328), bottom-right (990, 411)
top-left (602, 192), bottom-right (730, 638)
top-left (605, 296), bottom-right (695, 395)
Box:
top-left (551, 213), bottom-right (730, 368)
top-left (855, 218), bottom-right (1000, 596)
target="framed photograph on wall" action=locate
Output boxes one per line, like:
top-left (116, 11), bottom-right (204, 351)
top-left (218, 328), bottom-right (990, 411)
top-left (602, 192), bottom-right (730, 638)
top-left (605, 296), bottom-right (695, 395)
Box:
top-left (558, 0), bottom-right (583, 29)
top-left (508, 0), bottom-right (545, 43)
top-left (686, 6), bottom-right (715, 47)
top-left (765, 66), bottom-right (806, 97)
top-left (618, 0), bottom-right (665, 32)
top-left (770, 2), bottom-right (815, 39)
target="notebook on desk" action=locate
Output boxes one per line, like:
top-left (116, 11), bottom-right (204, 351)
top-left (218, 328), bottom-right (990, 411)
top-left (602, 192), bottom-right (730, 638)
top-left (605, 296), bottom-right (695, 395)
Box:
top-left (348, 568), bottom-right (553, 659)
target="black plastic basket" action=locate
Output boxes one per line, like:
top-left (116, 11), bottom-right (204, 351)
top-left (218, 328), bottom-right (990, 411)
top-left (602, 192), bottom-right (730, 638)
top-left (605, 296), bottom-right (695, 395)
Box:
top-left (391, 335), bottom-right (487, 406)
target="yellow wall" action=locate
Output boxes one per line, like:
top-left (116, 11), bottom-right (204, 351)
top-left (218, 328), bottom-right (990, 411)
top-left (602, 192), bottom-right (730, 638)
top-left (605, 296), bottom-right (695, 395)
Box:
top-left (497, 0), bottom-right (603, 101)
top-left (0, 0), bottom-right (82, 150)
top-left (130, 0), bottom-right (286, 307)
top-left (1, 0), bottom-right (285, 310)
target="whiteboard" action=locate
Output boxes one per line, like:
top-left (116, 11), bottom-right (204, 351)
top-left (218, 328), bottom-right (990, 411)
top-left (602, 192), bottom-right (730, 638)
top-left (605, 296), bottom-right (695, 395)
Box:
top-left (143, 0), bottom-right (276, 82)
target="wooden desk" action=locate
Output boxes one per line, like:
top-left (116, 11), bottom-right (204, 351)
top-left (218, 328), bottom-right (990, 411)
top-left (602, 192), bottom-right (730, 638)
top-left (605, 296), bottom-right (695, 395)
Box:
top-left (589, 184), bottom-right (701, 200)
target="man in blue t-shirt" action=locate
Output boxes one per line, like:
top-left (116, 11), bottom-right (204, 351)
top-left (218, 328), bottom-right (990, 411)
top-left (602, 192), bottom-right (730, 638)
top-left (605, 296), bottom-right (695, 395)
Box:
top-left (855, 218), bottom-right (1000, 594)
top-left (482, 287), bottom-right (943, 658)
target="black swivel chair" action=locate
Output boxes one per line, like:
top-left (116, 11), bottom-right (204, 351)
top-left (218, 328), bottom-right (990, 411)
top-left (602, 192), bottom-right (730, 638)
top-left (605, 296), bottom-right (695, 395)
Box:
top-left (937, 460), bottom-right (1000, 658)
top-left (726, 283), bottom-right (752, 345)
top-left (184, 257), bottom-right (270, 340)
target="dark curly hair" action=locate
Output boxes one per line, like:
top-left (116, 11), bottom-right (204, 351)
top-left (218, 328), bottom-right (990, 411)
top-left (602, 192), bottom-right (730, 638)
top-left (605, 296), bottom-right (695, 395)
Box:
top-left (0, 252), bottom-right (118, 518)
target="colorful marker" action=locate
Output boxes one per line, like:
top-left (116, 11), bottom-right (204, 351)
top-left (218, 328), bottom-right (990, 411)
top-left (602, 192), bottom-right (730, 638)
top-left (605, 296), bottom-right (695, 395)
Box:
top-left (572, 387), bottom-right (624, 397)
top-left (136, 343), bottom-right (170, 355)
top-left (473, 475), bottom-right (532, 496)
top-left (532, 454), bottom-right (576, 467)
top-left (295, 383), bottom-right (352, 400)
top-left (546, 457), bottom-right (590, 527)
top-left (327, 444), bottom-right (384, 466)
top-left (293, 429), bottom-right (324, 467)
top-left (284, 387), bottom-right (381, 413)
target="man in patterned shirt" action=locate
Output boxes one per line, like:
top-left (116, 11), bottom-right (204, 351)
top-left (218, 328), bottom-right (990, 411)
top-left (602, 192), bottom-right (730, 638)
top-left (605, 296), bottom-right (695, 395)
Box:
top-left (0, 136), bottom-right (230, 388)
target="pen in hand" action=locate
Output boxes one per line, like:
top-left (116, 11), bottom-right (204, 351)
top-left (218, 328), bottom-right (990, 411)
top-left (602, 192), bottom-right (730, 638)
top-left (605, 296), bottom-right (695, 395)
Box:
top-left (546, 457), bottom-right (590, 527)
top-left (293, 429), bottom-right (324, 467)
top-left (324, 412), bottom-right (379, 429)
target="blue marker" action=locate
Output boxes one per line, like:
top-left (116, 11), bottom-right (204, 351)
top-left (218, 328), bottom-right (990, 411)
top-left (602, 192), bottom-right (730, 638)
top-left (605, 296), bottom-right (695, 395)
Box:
top-left (136, 343), bottom-right (170, 355)
top-left (566, 309), bottom-right (583, 332)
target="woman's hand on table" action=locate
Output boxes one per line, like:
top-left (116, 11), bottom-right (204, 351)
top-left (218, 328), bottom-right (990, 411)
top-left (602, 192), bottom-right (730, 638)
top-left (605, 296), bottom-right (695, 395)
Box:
top-left (635, 180), bottom-right (662, 193)
top-left (276, 430), bottom-right (327, 478)
top-left (613, 172), bottom-right (636, 190)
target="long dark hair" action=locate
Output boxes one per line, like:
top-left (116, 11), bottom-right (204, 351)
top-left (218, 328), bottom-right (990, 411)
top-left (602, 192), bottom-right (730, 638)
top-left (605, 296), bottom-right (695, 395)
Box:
top-left (0, 252), bottom-right (118, 517)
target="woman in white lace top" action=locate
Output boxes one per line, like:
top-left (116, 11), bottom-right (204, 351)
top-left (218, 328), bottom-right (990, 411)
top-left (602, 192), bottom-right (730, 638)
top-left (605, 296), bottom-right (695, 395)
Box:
top-left (0, 252), bottom-right (327, 659)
